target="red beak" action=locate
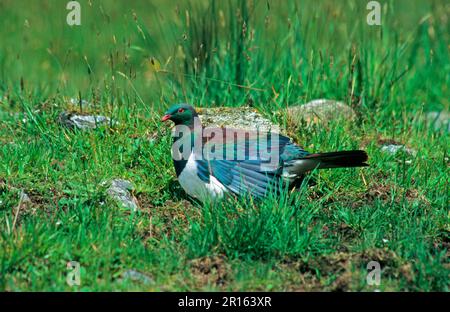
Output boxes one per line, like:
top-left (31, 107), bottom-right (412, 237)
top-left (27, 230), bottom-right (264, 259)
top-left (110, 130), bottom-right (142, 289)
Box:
top-left (161, 114), bottom-right (171, 122)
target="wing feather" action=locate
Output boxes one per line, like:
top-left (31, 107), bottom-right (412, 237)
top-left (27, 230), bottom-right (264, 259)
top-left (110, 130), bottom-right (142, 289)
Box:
top-left (193, 128), bottom-right (310, 198)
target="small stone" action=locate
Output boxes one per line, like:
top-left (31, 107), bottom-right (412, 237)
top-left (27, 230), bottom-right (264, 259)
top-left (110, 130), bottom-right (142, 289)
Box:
top-left (287, 99), bottom-right (356, 126)
top-left (58, 112), bottom-right (117, 130)
top-left (19, 190), bottom-right (31, 204)
top-left (380, 144), bottom-right (416, 156)
top-left (106, 179), bottom-right (139, 211)
top-left (111, 179), bottom-right (133, 190)
top-left (426, 111), bottom-right (449, 133)
top-left (119, 269), bottom-right (153, 285)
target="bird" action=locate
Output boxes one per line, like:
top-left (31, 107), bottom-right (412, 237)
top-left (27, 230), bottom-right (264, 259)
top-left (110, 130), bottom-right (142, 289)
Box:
top-left (161, 103), bottom-right (368, 202)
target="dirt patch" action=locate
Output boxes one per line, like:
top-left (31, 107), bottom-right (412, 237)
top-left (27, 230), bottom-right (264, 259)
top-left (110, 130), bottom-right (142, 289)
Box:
top-left (434, 229), bottom-right (450, 251)
top-left (326, 222), bottom-right (360, 242)
top-left (138, 196), bottom-right (199, 242)
top-left (280, 249), bottom-right (401, 291)
top-left (376, 138), bottom-right (404, 146)
top-left (275, 262), bottom-right (322, 291)
top-left (189, 255), bottom-right (230, 288)
top-left (279, 253), bottom-right (352, 290)
top-left (398, 263), bottom-right (414, 283)
top-left (356, 248), bottom-right (399, 267)
top-left (361, 136), bottom-right (405, 149)
top-left (362, 176), bottom-right (427, 205)
top-left (365, 183), bottom-right (394, 202)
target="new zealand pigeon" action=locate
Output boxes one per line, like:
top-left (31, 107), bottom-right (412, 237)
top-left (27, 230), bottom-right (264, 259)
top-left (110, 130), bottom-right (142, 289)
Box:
top-left (161, 103), bottom-right (368, 202)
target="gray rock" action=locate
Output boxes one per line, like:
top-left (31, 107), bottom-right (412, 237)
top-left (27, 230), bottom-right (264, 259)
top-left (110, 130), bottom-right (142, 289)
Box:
top-left (105, 179), bottom-right (139, 211)
top-left (197, 106), bottom-right (277, 132)
top-left (195, 100), bottom-right (355, 132)
top-left (426, 111), bottom-right (449, 133)
top-left (58, 112), bottom-right (116, 130)
top-left (119, 269), bottom-right (153, 285)
top-left (19, 190), bottom-right (31, 203)
top-left (287, 99), bottom-right (356, 126)
top-left (380, 144), bottom-right (416, 156)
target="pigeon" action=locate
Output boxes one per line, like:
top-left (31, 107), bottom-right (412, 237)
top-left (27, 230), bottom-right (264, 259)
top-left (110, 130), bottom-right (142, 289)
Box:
top-left (161, 103), bottom-right (368, 202)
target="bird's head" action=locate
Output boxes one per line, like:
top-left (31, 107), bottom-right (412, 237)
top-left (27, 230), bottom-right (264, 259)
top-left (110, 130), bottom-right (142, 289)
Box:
top-left (161, 104), bottom-right (198, 126)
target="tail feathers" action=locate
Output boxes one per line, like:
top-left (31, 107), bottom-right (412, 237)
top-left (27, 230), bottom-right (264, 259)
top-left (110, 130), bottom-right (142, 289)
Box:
top-left (304, 150), bottom-right (369, 169)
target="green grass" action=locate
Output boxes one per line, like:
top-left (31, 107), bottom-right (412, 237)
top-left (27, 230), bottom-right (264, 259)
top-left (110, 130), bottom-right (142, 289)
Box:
top-left (0, 0), bottom-right (449, 291)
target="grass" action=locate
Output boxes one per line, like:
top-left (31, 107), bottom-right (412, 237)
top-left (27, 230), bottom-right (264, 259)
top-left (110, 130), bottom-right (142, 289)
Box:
top-left (0, 0), bottom-right (449, 291)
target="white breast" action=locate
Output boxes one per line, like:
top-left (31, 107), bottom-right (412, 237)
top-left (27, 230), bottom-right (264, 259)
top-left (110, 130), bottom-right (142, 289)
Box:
top-left (177, 153), bottom-right (227, 201)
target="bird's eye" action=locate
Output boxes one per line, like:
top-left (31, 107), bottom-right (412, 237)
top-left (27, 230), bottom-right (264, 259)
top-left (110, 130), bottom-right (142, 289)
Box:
top-left (178, 108), bottom-right (185, 113)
